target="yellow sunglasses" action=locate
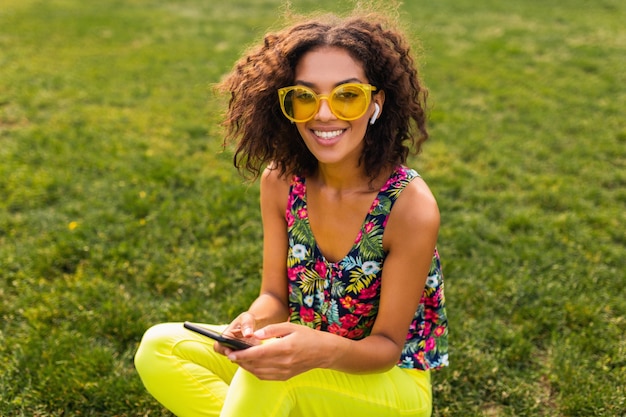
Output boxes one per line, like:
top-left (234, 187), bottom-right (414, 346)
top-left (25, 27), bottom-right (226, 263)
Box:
top-left (278, 83), bottom-right (377, 123)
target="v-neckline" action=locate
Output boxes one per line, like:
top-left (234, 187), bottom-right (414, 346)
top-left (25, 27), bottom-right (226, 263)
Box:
top-left (300, 169), bottom-right (396, 265)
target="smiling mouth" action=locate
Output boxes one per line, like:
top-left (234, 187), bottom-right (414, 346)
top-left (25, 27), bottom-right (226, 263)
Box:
top-left (313, 129), bottom-right (345, 139)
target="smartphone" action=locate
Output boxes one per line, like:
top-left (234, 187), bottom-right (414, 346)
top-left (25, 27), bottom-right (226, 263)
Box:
top-left (183, 322), bottom-right (253, 350)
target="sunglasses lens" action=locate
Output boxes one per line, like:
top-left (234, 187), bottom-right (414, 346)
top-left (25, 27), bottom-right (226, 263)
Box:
top-left (283, 87), bottom-right (318, 122)
top-left (330, 85), bottom-right (368, 120)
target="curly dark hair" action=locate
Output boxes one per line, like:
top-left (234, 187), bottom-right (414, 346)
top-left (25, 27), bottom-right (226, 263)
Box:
top-left (217, 9), bottom-right (428, 180)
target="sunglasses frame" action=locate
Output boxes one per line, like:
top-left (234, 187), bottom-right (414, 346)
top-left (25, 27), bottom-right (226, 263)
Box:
top-left (278, 83), bottom-right (378, 123)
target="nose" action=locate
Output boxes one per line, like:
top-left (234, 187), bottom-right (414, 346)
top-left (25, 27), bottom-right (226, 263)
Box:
top-left (315, 97), bottom-right (336, 121)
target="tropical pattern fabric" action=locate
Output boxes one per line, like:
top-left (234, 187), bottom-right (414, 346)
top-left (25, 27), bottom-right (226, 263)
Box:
top-left (286, 165), bottom-right (449, 371)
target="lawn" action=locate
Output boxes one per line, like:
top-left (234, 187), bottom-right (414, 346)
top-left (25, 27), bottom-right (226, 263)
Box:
top-left (1, 0), bottom-right (624, 415)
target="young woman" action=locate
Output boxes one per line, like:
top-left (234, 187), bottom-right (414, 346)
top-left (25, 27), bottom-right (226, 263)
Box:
top-left (135, 7), bottom-right (448, 417)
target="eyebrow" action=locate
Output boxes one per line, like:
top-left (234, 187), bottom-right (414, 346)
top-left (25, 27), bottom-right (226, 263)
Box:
top-left (294, 78), bottom-right (364, 89)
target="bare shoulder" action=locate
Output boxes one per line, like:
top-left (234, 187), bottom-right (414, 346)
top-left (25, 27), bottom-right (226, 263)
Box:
top-left (260, 166), bottom-right (291, 212)
top-left (261, 166), bottom-right (291, 192)
top-left (384, 176), bottom-right (440, 247)
top-left (400, 176), bottom-right (439, 216)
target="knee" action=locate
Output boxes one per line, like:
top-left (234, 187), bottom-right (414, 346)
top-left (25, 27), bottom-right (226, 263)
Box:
top-left (134, 322), bottom-right (179, 376)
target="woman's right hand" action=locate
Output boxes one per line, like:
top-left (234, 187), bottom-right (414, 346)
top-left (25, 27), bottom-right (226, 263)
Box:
top-left (214, 311), bottom-right (258, 355)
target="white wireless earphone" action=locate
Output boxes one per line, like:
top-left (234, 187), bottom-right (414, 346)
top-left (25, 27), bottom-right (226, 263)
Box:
top-left (370, 103), bottom-right (380, 125)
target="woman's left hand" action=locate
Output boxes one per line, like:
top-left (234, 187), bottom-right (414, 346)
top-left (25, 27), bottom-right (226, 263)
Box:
top-left (226, 322), bottom-right (334, 381)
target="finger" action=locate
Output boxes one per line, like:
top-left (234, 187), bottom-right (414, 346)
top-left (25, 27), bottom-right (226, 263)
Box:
top-left (223, 323), bottom-right (243, 338)
top-left (226, 343), bottom-right (262, 362)
top-left (213, 342), bottom-right (232, 356)
top-left (239, 312), bottom-right (256, 337)
top-left (254, 322), bottom-right (295, 340)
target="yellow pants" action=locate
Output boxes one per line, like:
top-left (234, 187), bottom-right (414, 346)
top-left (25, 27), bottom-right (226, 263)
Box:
top-left (134, 322), bottom-right (432, 417)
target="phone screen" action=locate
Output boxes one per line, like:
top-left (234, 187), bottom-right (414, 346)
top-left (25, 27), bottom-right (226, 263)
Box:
top-left (183, 322), bottom-right (253, 350)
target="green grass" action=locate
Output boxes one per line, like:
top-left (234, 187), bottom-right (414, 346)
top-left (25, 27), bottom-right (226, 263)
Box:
top-left (1, 0), bottom-right (624, 415)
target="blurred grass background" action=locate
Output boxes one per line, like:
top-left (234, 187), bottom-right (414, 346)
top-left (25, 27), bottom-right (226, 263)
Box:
top-left (1, 0), bottom-right (624, 415)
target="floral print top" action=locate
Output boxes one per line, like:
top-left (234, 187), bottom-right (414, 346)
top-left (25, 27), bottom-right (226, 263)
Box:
top-left (286, 165), bottom-right (449, 371)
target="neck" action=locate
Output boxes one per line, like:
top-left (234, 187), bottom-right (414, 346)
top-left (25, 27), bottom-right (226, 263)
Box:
top-left (313, 162), bottom-right (391, 193)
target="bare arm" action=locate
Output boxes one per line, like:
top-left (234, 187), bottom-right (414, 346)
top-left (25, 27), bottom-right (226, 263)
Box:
top-left (218, 167), bottom-right (291, 344)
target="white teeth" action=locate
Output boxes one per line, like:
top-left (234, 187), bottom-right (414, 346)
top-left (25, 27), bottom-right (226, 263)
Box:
top-left (313, 130), bottom-right (344, 139)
